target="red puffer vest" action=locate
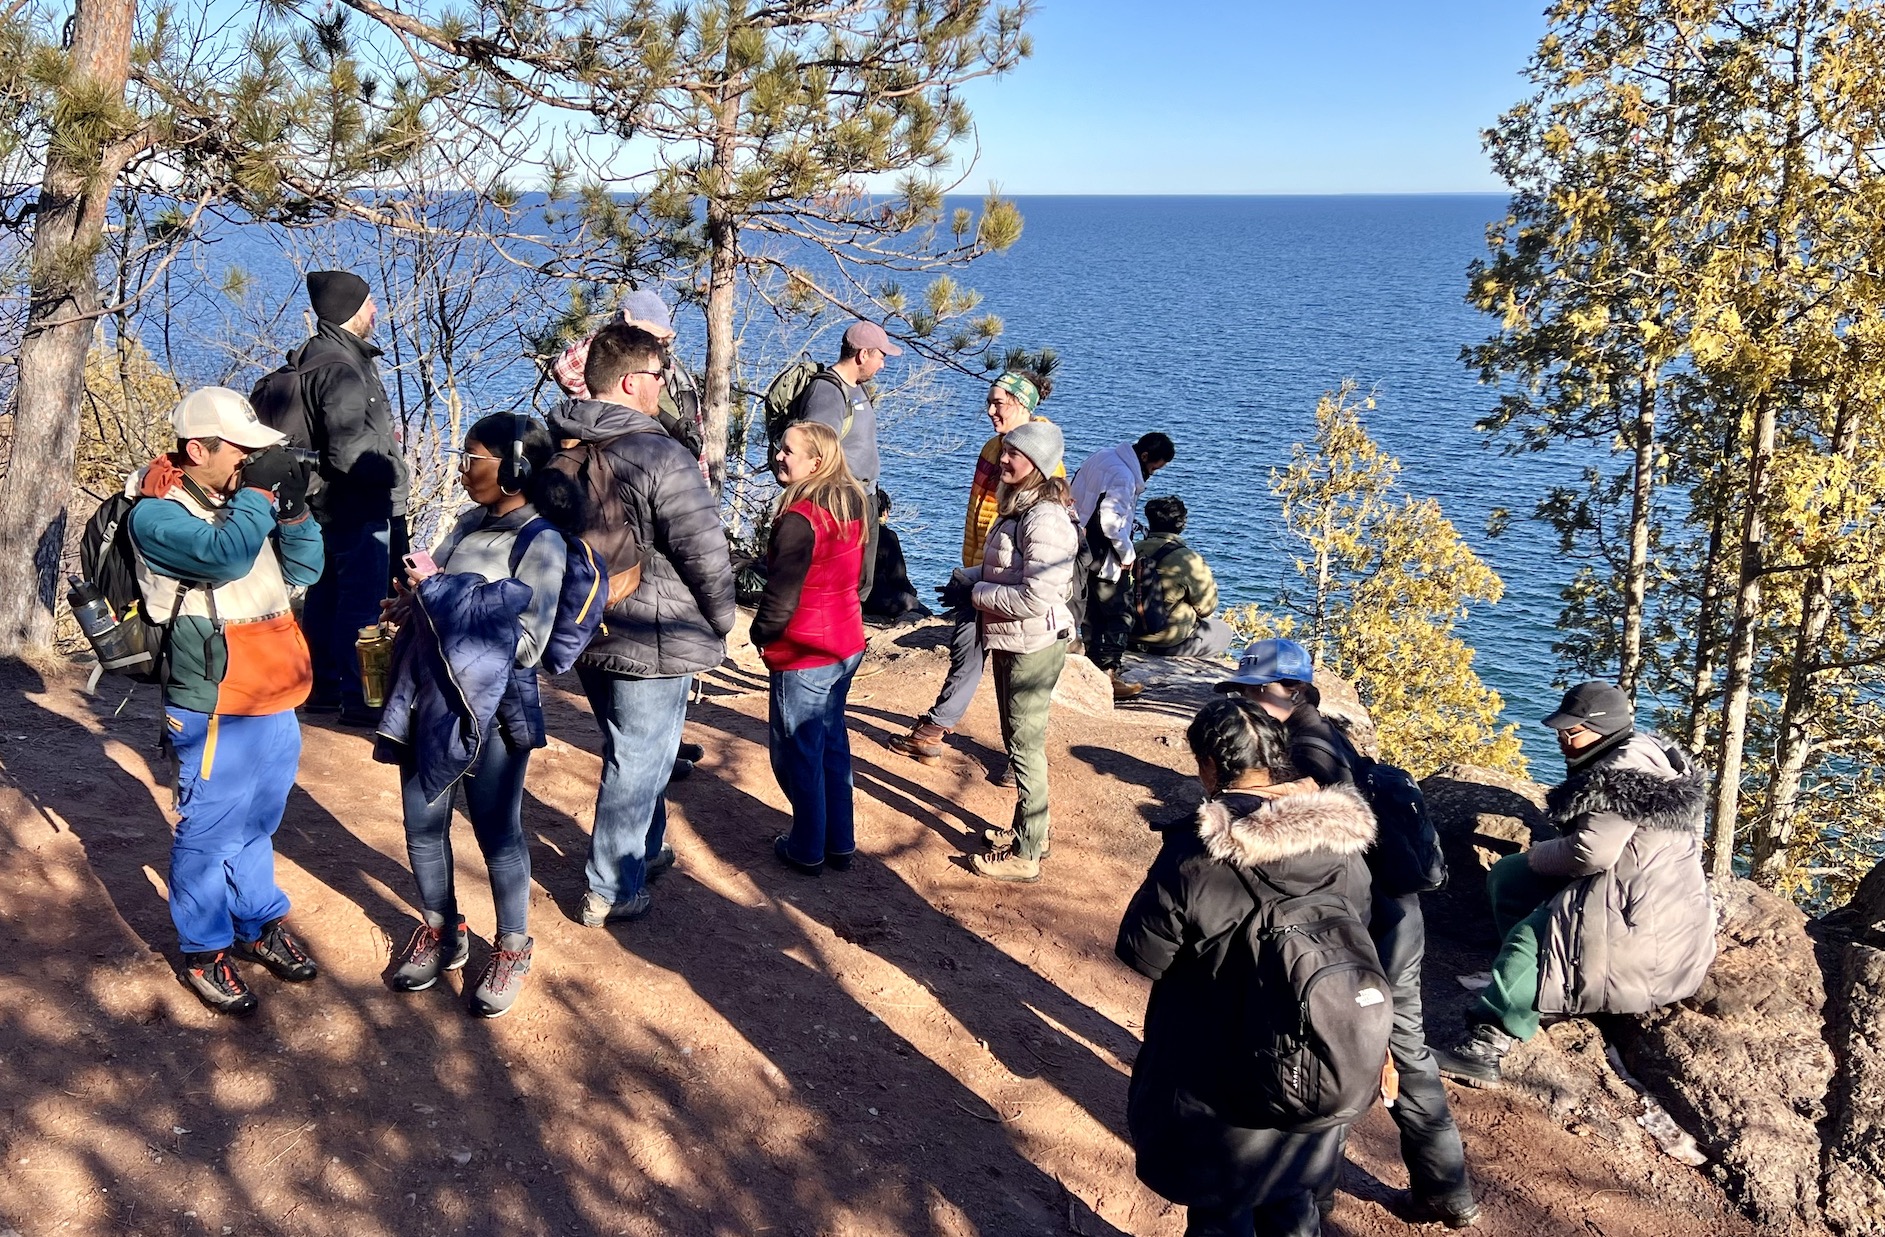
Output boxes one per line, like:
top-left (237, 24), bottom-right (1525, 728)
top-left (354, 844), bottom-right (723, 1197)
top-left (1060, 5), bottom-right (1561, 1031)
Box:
top-left (761, 500), bottom-right (866, 672)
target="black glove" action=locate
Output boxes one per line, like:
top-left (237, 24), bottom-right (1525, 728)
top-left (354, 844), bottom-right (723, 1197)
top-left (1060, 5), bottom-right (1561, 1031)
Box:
top-left (241, 447), bottom-right (309, 520)
top-left (937, 574), bottom-right (971, 611)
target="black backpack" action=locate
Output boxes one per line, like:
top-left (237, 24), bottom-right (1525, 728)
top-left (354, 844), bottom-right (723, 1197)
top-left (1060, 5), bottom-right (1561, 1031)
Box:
top-left (77, 492), bottom-right (197, 685)
top-left (1221, 867), bottom-right (1394, 1132)
top-left (1296, 731), bottom-right (1448, 897)
top-left (249, 355), bottom-right (336, 497)
top-left (1130, 539), bottom-right (1185, 639)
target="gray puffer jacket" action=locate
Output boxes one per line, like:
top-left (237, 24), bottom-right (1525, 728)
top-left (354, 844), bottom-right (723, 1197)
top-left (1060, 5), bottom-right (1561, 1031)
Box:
top-left (965, 494), bottom-right (1078, 653)
top-left (1531, 731), bottom-right (1715, 1017)
top-left (547, 398), bottom-right (735, 678)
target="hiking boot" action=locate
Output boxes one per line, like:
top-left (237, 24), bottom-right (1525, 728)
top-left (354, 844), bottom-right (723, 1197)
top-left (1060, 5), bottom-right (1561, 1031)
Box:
top-left (391, 915), bottom-right (470, 992)
top-left (1434, 1024), bottom-right (1515, 1089)
top-left (888, 721), bottom-right (947, 764)
top-left (1407, 1191), bottom-right (1481, 1229)
top-left (774, 835), bottom-right (824, 876)
top-left (676, 741), bottom-right (705, 763)
top-left (992, 758), bottom-right (1017, 788)
top-left (669, 757), bottom-right (695, 782)
top-left (971, 847), bottom-right (1041, 883)
top-left (579, 888), bottom-right (651, 928)
top-left (1109, 670), bottom-right (1143, 702)
top-left (646, 844), bottom-right (677, 880)
top-left (469, 935), bottom-right (532, 1019)
top-left (234, 917), bottom-right (318, 982)
top-left (983, 826), bottom-right (1050, 858)
top-left (826, 849), bottom-right (856, 872)
top-left (182, 951), bottom-right (258, 1017)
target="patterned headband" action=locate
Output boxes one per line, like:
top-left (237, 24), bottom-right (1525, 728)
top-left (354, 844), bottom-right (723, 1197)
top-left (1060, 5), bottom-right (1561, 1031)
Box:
top-left (993, 371), bottom-right (1040, 412)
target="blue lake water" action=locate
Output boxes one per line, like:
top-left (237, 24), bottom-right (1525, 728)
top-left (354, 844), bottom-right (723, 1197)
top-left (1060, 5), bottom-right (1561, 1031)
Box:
top-left (163, 194), bottom-right (1593, 772)
top-left (883, 195), bottom-right (1588, 772)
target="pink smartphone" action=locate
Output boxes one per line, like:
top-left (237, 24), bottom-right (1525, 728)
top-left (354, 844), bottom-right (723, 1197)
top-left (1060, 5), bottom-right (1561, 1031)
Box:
top-left (403, 550), bottom-right (439, 579)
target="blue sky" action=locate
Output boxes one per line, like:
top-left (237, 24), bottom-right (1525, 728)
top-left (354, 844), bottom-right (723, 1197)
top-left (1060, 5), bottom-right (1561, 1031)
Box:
top-left (954, 1), bottom-right (1550, 194)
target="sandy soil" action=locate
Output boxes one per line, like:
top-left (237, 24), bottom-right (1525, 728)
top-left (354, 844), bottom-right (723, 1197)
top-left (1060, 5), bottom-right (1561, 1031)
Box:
top-left (0, 624), bottom-right (1755, 1236)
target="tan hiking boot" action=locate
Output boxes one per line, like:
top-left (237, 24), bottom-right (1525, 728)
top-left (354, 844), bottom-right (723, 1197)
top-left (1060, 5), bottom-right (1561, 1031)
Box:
top-left (983, 826), bottom-right (1050, 858)
top-left (971, 848), bottom-right (1041, 883)
top-left (888, 720), bottom-right (948, 764)
top-left (1110, 671), bottom-right (1144, 702)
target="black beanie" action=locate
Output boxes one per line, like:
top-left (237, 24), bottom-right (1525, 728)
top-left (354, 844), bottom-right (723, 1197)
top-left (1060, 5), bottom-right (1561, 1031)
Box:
top-left (307, 270), bottom-right (371, 324)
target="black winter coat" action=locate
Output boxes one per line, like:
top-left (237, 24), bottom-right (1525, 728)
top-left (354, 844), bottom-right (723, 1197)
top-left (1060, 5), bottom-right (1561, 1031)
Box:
top-left (1116, 783), bottom-right (1377, 1209)
top-left (547, 399), bottom-right (736, 678)
top-left (294, 322), bottom-right (409, 521)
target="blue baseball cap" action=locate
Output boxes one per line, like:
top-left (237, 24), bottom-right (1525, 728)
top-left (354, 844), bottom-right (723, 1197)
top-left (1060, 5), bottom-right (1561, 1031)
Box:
top-left (1215, 638), bottom-right (1315, 692)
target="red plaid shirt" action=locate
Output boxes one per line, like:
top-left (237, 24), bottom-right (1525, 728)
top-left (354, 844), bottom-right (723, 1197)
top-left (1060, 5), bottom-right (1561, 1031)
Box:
top-left (551, 337), bottom-right (592, 398)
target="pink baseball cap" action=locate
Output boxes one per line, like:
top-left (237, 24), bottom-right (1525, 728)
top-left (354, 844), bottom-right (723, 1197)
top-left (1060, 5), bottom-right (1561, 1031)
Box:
top-left (842, 321), bottom-right (902, 356)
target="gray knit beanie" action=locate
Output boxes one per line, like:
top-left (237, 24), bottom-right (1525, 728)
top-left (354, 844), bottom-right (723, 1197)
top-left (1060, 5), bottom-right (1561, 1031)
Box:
top-left (1003, 419), bottom-right (1064, 479)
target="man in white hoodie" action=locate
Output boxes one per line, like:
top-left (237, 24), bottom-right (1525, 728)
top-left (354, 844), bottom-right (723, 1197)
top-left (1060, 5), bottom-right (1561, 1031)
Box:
top-left (1069, 432), bottom-right (1174, 700)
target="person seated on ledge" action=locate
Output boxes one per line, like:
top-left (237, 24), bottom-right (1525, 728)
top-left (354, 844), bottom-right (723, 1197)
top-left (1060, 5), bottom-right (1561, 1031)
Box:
top-left (862, 488), bottom-right (932, 627)
top-left (1130, 496), bottom-right (1233, 660)
top-left (1433, 681), bottom-right (1715, 1090)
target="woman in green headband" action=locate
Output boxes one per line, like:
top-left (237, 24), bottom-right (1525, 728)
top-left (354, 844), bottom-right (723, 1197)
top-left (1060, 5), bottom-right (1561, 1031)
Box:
top-left (889, 366), bottom-right (1059, 777)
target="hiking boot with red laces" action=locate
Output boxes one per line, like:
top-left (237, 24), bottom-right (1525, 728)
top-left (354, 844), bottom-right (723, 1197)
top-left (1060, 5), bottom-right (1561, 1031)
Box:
top-left (887, 721), bottom-right (947, 764)
top-left (234, 917), bottom-right (318, 982)
top-left (391, 915), bottom-right (470, 992)
top-left (182, 951), bottom-right (258, 1016)
top-left (470, 936), bottom-right (533, 1019)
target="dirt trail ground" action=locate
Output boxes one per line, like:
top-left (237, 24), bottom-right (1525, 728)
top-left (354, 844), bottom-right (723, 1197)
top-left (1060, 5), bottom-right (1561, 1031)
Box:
top-left (0, 624), bottom-right (1755, 1236)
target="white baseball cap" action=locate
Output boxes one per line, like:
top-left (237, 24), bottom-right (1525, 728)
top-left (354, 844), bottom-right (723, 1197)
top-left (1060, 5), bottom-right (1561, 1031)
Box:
top-left (171, 387), bottom-right (285, 451)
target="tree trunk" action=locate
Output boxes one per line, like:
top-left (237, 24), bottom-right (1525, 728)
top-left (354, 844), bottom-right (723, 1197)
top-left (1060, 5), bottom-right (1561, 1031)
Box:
top-left (1708, 392), bottom-right (1776, 882)
top-left (698, 85), bottom-right (742, 501)
top-left (1752, 399), bottom-right (1860, 885)
top-left (1684, 504), bottom-right (1727, 756)
top-left (1618, 376), bottom-right (1657, 698)
top-left (0, 0), bottom-right (136, 655)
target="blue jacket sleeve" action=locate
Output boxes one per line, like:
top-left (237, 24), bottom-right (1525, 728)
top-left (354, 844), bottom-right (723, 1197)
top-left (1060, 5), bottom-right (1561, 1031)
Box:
top-left (128, 489), bottom-right (277, 584)
top-left (272, 511), bottom-right (326, 588)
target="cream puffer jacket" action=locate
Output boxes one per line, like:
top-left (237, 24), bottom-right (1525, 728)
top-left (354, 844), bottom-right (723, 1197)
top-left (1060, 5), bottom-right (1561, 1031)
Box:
top-left (965, 494), bottom-right (1078, 654)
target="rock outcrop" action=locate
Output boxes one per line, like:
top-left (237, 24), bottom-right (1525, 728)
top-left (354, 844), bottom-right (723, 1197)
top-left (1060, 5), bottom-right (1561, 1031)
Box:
top-left (1819, 857), bottom-right (1885, 1236)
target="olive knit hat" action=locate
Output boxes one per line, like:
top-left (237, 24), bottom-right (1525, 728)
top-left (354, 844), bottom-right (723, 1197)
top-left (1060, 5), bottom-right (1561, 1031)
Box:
top-left (1003, 419), bottom-right (1064, 479)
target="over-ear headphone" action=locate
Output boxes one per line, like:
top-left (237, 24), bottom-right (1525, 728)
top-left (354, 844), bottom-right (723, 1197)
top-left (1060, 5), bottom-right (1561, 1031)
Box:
top-left (506, 413), bottom-right (531, 493)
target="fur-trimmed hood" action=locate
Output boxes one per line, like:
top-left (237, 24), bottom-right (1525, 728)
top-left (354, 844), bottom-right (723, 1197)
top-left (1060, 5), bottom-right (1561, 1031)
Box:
top-left (1198, 784), bottom-right (1377, 868)
top-left (1547, 731), bottom-right (1707, 835)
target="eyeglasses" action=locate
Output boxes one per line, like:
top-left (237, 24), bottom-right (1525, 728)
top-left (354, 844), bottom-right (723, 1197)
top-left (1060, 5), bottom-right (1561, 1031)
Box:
top-left (625, 368), bottom-right (666, 384)
top-left (443, 448), bottom-right (502, 471)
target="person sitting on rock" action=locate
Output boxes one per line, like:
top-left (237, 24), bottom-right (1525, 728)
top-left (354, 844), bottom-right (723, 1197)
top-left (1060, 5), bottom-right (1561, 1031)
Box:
top-left (1130, 496), bottom-right (1233, 660)
top-left (1434, 681), bottom-right (1715, 1090)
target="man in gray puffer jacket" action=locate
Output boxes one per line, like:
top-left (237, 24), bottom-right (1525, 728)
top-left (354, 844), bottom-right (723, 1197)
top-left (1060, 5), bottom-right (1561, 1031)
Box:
top-left (1435, 681), bottom-right (1715, 1088)
top-left (548, 322), bottom-right (736, 928)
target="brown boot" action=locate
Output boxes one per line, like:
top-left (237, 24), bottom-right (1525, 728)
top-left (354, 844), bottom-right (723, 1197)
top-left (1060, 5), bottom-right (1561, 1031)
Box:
top-left (888, 720), bottom-right (948, 764)
top-left (1110, 671), bottom-right (1144, 702)
top-left (971, 848), bottom-right (1041, 883)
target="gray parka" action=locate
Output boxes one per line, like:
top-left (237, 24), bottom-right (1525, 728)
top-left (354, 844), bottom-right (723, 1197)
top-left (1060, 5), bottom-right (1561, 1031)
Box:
top-left (547, 398), bottom-right (735, 679)
top-left (1531, 731), bottom-right (1715, 1017)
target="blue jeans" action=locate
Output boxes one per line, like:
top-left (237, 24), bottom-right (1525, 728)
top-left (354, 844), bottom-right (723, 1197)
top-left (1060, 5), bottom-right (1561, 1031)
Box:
top-left (400, 725), bottom-right (532, 939)
top-left (578, 666), bottom-right (691, 904)
top-left (303, 517), bottom-right (392, 707)
top-left (770, 652), bottom-right (863, 865)
top-left (166, 708), bottom-right (299, 953)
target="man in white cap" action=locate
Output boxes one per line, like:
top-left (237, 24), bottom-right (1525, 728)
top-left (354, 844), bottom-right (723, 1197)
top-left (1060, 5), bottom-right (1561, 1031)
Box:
top-left (126, 388), bottom-right (325, 1016)
top-left (798, 319), bottom-right (900, 598)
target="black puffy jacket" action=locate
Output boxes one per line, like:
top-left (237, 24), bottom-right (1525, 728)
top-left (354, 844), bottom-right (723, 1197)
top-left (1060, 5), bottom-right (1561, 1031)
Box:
top-left (547, 399), bottom-right (735, 678)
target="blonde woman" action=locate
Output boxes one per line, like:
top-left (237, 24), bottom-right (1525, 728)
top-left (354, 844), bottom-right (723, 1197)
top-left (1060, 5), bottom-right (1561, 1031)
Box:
top-left (955, 420), bottom-right (1078, 882)
top-left (753, 421), bottom-right (871, 874)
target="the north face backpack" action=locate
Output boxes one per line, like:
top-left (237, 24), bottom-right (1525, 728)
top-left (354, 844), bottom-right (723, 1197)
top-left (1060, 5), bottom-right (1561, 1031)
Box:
top-left (545, 440), bottom-right (642, 608)
top-left (508, 519), bottom-right (608, 675)
top-left (761, 357), bottom-right (850, 459)
top-left (1221, 867), bottom-right (1394, 1132)
top-left (77, 492), bottom-right (198, 684)
top-left (1296, 732), bottom-right (1448, 897)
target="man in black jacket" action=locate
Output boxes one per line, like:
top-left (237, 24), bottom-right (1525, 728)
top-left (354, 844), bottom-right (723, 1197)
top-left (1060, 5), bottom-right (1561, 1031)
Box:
top-left (1218, 639), bottom-right (1479, 1229)
top-left (294, 270), bottom-right (410, 726)
top-left (548, 323), bottom-right (736, 927)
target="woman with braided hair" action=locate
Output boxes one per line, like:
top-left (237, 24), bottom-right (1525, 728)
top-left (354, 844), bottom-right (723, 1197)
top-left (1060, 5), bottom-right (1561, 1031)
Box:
top-left (1116, 696), bottom-right (1380, 1236)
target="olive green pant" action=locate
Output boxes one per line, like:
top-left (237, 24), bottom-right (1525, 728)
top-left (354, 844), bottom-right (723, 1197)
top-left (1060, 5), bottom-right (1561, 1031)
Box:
top-left (1472, 852), bottom-right (1572, 1042)
top-left (992, 640), bottom-right (1067, 861)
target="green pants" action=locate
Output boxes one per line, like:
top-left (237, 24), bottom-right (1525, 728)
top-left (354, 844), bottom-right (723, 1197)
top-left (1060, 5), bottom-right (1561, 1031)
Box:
top-left (993, 640), bottom-right (1067, 861)
top-left (1472, 853), bottom-right (1573, 1041)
